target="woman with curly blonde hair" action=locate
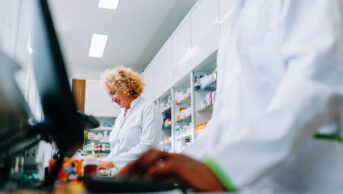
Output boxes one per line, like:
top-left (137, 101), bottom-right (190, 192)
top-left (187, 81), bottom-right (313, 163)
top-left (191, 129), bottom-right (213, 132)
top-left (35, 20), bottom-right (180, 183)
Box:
top-left (97, 66), bottom-right (162, 172)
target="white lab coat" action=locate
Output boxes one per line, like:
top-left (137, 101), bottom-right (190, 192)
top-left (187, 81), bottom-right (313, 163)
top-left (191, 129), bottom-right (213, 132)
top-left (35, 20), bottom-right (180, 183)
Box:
top-left (35, 140), bottom-right (53, 180)
top-left (184, 0), bottom-right (343, 193)
top-left (104, 97), bottom-right (162, 170)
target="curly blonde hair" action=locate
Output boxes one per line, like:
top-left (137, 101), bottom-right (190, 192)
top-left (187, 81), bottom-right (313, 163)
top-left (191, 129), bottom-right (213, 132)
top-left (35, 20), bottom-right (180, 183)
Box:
top-left (101, 66), bottom-right (145, 98)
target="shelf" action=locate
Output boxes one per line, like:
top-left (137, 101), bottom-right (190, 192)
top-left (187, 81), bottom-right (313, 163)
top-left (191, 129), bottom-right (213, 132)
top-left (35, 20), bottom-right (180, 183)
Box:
top-left (153, 50), bottom-right (217, 154)
top-left (85, 139), bottom-right (109, 143)
top-left (89, 127), bottom-right (113, 131)
top-left (85, 139), bottom-right (100, 142)
top-left (197, 80), bottom-right (216, 91)
top-left (85, 151), bottom-right (110, 154)
top-left (176, 115), bottom-right (192, 122)
top-left (176, 96), bottom-right (191, 106)
top-left (197, 103), bottom-right (213, 113)
top-left (175, 133), bottom-right (192, 140)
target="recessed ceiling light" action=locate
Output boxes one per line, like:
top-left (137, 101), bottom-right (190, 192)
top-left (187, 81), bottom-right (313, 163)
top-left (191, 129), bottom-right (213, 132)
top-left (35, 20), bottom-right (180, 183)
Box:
top-left (98, 0), bottom-right (119, 10)
top-left (88, 34), bottom-right (108, 58)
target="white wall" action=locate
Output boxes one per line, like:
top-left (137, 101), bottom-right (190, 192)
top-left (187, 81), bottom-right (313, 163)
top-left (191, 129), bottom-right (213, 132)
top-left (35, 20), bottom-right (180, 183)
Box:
top-left (142, 0), bottom-right (230, 102)
top-left (67, 64), bottom-right (113, 80)
top-left (70, 65), bottom-right (121, 117)
top-left (0, 0), bottom-right (43, 120)
top-left (85, 80), bottom-right (121, 117)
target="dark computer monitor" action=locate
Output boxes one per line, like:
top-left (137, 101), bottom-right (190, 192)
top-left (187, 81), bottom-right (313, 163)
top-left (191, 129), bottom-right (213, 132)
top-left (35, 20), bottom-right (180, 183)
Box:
top-left (30, 0), bottom-right (84, 157)
top-left (29, 0), bottom-right (84, 186)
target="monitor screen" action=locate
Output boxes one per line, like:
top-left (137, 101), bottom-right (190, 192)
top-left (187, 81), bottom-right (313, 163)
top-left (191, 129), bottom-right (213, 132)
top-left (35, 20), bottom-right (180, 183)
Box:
top-left (30, 0), bottom-right (83, 156)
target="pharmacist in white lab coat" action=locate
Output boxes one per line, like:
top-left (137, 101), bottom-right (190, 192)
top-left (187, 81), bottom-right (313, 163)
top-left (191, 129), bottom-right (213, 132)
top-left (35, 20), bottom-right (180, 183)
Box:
top-left (97, 66), bottom-right (162, 172)
top-left (118, 0), bottom-right (343, 193)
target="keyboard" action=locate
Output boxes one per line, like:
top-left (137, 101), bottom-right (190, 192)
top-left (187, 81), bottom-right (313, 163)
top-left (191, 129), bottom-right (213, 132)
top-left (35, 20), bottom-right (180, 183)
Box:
top-left (81, 175), bottom-right (181, 193)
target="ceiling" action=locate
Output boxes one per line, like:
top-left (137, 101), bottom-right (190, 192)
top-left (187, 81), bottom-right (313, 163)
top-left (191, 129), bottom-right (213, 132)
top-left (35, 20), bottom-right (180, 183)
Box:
top-left (48, 0), bottom-right (196, 76)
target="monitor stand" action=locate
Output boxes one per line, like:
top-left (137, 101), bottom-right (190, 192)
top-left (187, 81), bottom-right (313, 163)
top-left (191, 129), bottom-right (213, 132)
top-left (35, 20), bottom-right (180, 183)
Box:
top-left (43, 151), bottom-right (65, 188)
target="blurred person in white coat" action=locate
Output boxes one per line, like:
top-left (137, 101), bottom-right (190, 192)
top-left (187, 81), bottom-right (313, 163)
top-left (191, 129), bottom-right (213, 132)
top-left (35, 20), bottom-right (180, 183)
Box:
top-left (97, 66), bottom-right (162, 172)
top-left (117, 0), bottom-right (343, 193)
top-left (35, 140), bottom-right (53, 180)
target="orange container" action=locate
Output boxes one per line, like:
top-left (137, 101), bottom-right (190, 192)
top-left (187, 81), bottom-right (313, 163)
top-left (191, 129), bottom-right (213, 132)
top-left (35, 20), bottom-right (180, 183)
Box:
top-left (49, 158), bottom-right (83, 182)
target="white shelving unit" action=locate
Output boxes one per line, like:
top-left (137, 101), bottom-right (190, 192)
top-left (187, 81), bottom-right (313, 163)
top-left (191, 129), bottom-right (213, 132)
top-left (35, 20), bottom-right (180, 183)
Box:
top-left (83, 117), bottom-right (115, 157)
top-left (145, 0), bottom-right (229, 153)
top-left (156, 90), bottom-right (173, 152)
top-left (154, 51), bottom-right (217, 153)
top-left (193, 51), bottom-right (217, 139)
top-left (91, 127), bottom-right (113, 131)
top-left (173, 75), bottom-right (193, 153)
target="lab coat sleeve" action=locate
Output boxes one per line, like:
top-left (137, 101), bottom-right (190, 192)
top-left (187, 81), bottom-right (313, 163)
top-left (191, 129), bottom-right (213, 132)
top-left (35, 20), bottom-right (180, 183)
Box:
top-left (205, 0), bottom-right (343, 189)
top-left (113, 104), bottom-right (162, 169)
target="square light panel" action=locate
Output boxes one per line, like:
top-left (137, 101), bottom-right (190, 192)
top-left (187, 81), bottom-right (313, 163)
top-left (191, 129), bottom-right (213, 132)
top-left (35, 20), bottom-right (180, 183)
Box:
top-left (88, 34), bottom-right (108, 58)
top-left (98, 0), bottom-right (119, 10)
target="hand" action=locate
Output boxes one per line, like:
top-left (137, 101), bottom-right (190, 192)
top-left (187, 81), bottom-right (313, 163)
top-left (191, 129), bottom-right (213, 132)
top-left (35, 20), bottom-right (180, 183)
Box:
top-left (115, 161), bottom-right (134, 177)
top-left (97, 160), bottom-right (114, 170)
top-left (117, 149), bottom-right (225, 192)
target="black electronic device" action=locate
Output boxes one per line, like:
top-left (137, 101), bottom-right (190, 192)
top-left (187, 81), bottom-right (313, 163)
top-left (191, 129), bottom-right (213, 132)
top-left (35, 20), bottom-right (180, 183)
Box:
top-left (30, 0), bottom-right (84, 158)
top-left (29, 0), bottom-right (84, 187)
top-left (82, 176), bottom-right (181, 193)
top-left (76, 112), bottom-right (100, 130)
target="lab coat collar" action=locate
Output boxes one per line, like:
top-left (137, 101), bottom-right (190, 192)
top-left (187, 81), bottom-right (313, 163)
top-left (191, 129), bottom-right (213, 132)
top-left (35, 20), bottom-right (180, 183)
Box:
top-left (129, 96), bottom-right (141, 110)
top-left (120, 96), bottom-right (142, 115)
top-left (122, 96), bottom-right (142, 115)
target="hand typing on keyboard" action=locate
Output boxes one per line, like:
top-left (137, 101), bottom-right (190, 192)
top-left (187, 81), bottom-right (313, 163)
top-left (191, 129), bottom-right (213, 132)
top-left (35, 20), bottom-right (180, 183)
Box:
top-left (116, 149), bottom-right (225, 192)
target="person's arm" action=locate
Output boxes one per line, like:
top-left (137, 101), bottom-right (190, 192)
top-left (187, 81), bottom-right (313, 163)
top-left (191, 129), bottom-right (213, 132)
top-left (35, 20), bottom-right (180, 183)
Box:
top-left (98, 135), bottom-right (117, 170)
top-left (113, 104), bottom-right (162, 169)
top-left (117, 149), bottom-right (226, 192)
top-left (204, 0), bottom-right (343, 189)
